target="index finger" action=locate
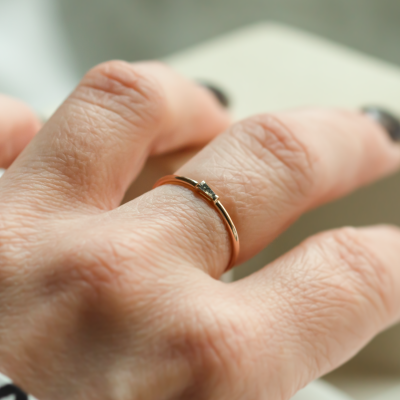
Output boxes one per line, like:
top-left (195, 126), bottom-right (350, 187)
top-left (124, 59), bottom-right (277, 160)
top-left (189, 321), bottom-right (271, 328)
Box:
top-left (0, 95), bottom-right (40, 168)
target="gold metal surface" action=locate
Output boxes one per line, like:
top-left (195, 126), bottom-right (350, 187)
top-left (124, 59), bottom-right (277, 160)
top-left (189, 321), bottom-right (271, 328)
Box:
top-left (153, 175), bottom-right (239, 271)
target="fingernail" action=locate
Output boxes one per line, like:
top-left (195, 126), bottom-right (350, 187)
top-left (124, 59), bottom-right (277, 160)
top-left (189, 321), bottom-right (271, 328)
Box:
top-left (198, 81), bottom-right (230, 108)
top-left (362, 106), bottom-right (400, 142)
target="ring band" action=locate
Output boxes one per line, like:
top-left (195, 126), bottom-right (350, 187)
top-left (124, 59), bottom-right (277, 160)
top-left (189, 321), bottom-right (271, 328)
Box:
top-left (153, 175), bottom-right (239, 271)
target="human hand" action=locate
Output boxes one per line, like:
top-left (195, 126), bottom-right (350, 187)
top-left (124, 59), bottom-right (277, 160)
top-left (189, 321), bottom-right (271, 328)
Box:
top-left (1, 61), bottom-right (400, 400)
top-left (0, 94), bottom-right (41, 168)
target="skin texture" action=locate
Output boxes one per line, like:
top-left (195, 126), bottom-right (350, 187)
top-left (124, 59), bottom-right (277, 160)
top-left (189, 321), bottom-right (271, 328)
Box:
top-left (0, 61), bottom-right (400, 400)
top-left (0, 95), bottom-right (41, 167)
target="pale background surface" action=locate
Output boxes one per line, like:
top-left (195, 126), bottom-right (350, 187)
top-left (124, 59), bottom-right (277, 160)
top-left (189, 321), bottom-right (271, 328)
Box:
top-left (3, 0), bottom-right (400, 111)
top-left (1, 0), bottom-right (400, 399)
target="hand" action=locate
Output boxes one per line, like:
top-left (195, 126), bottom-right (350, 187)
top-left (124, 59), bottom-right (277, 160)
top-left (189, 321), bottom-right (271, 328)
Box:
top-left (0, 94), bottom-right (40, 167)
top-left (0, 61), bottom-right (400, 400)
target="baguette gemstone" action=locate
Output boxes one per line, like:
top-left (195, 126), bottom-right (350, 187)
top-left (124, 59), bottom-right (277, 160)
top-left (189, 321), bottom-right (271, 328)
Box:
top-left (197, 181), bottom-right (218, 202)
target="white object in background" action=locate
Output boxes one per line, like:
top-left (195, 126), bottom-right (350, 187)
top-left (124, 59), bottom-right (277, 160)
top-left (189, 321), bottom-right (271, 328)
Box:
top-left (166, 22), bottom-right (400, 120)
top-left (374, 386), bottom-right (400, 400)
top-left (0, 0), bottom-right (78, 112)
top-left (292, 380), bottom-right (354, 400)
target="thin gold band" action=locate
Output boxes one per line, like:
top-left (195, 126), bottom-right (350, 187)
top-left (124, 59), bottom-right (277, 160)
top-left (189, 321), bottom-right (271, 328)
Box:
top-left (153, 175), bottom-right (239, 271)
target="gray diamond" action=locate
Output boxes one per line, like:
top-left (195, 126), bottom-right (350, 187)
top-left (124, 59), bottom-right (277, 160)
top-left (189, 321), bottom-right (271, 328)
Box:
top-left (197, 181), bottom-right (218, 201)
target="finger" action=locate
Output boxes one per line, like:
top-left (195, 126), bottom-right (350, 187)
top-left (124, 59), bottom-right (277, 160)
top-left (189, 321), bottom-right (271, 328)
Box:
top-left (122, 147), bottom-right (201, 203)
top-left (2, 61), bottom-right (229, 211)
top-left (138, 108), bottom-right (400, 276)
top-left (0, 95), bottom-right (41, 168)
top-left (233, 225), bottom-right (400, 399)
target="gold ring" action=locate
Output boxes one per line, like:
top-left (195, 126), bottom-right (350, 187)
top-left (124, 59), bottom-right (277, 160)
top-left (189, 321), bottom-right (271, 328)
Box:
top-left (153, 175), bottom-right (239, 271)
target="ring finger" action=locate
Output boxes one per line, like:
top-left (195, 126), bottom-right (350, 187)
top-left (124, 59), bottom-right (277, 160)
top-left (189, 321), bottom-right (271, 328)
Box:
top-left (126, 108), bottom-right (400, 277)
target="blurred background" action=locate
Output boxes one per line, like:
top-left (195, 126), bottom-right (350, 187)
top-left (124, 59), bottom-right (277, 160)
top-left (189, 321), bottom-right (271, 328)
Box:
top-left (2, 0), bottom-right (400, 111)
top-left (1, 0), bottom-right (400, 398)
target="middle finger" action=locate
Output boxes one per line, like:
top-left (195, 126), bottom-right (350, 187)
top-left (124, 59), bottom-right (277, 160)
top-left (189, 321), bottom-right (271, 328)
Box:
top-left (0, 61), bottom-right (228, 213)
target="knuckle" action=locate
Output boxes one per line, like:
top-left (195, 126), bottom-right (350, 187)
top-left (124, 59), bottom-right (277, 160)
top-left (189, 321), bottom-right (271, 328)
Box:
top-left (48, 228), bottom-right (169, 312)
top-left (76, 60), bottom-right (167, 132)
top-left (47, 234), bottom-right (132, 309)
top-left (0, 214), bottom-right (34, 280)
top-left (314, 227), bottom-right (394, 317)
top-left (232, 114), bottom-right (317, 197)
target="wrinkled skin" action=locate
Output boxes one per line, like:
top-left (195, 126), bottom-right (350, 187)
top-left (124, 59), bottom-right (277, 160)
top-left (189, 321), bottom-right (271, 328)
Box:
top-left (1, 61), bottom-right (400, 400)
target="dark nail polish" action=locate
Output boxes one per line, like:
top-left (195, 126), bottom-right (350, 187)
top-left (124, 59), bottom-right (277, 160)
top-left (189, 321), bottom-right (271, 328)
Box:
top-left (362, 106), bottom-right (400, 142)
top-left (198, 81), bottom-right (230, 108)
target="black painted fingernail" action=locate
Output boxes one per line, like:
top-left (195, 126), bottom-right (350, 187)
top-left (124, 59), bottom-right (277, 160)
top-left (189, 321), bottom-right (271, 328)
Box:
top-left (362, 106), bottom-right (400, 142)
top-left (198, 81), bottom-right (230, 108)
